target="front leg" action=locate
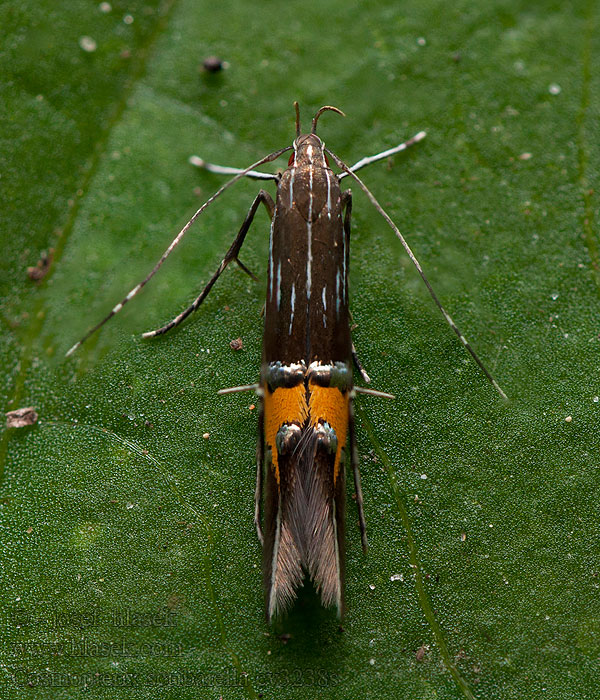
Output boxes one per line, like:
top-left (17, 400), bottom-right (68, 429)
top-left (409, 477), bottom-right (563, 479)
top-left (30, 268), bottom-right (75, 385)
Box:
top-left (337, 130), bottom-right (426, 180)
top-left (144, 190), bottom-right (275, 337)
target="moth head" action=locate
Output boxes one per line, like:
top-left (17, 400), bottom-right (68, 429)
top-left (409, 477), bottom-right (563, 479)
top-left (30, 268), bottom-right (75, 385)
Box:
top-left (289, 133), bottom-right (326, 166)
top-left (289, 103), bottom-right (344, 167)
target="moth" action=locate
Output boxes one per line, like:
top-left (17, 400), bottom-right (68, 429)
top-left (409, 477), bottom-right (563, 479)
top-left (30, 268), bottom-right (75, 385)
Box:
top-left (68, 104), bottom-right (506, 621)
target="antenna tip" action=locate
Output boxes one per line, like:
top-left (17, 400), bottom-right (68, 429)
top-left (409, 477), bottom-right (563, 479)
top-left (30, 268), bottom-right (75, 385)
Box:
top-left (494, 382), bottom-right (509, 402)
top-left (65, 343), bottom-right (79, 357)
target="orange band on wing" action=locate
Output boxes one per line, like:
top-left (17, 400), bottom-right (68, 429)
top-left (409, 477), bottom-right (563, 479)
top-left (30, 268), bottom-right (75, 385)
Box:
top-left (308, 383), bottom-right (349, 482)
top-left (263, 383), bottom-right (308, 483)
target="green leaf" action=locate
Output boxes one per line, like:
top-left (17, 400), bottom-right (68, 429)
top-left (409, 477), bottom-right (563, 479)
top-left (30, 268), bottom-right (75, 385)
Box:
top-left (1, 1), bottom-right (598, 698)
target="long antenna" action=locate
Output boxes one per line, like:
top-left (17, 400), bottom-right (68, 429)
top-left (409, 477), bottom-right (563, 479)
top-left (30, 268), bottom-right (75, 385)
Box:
top-left (325, 146), bottom-right (508, 401)
top-left (66, 146), bottom-right (291, 356)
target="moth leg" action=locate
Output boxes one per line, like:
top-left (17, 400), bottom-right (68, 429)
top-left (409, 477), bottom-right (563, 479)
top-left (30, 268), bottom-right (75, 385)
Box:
top-left (255, 400), bottom-right (265, 544)
top-left (341, 190), bottom-right (371, 384)
top-left (144, 190), bottom-right (275, 338)
top-left (189, 156), bottom-right (280, 182)
top-left (234, 257), bottom-right (258, 282)
top-left (337, 130), bottom-right (426, 180)
top-left (352, 342), bottom-right (371, 384)
top-left (349, 399), bottom-right (368, 552)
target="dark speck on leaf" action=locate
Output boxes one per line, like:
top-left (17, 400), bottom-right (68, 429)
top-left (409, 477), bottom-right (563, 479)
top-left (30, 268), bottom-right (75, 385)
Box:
top-left (203, 56), bottom-right (225, 72)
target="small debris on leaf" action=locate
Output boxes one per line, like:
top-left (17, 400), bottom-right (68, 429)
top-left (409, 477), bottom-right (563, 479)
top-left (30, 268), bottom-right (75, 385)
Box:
top-left (6, 407), bottom-right (38, 428)
top-left (203, 56), bottom-right (226, 73)
top-left (79, 36), bottom-right (97, 53)
top-left (416, 645), bottom-right (427, 662)
top-left (230, 337), bottom-right (243, 351)
top-left (27, 249), bottom-right (53, 281)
